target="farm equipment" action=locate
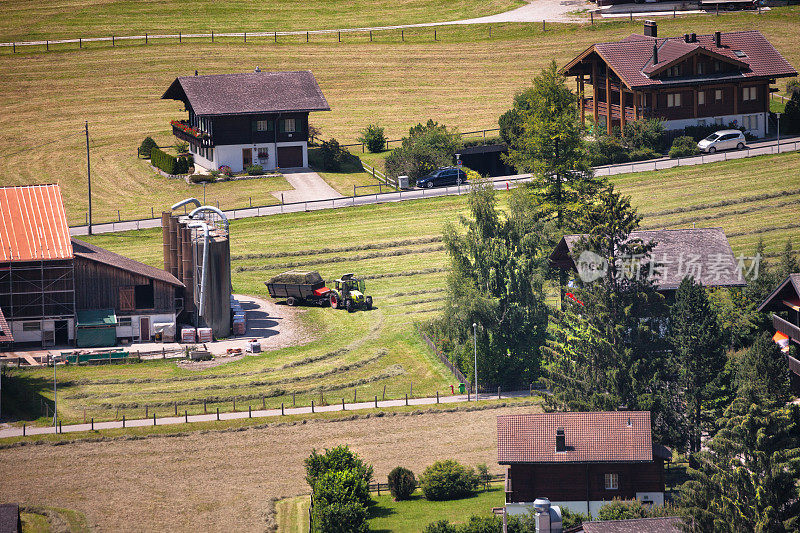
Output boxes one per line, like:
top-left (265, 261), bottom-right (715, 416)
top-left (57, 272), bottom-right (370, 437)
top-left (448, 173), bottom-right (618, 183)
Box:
top-left (265, 270), bottom-right (331, 306)
top-left (329, 273), bottom-right (373, 312)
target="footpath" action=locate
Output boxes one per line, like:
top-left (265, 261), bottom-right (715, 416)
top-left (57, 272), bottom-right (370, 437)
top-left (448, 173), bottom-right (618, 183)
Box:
top-left (0, 390), bottom-right (532, 439)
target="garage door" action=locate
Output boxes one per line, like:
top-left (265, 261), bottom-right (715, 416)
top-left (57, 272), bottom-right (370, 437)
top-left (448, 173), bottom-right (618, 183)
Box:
top-left (277, 146), bottom-right (303, 168)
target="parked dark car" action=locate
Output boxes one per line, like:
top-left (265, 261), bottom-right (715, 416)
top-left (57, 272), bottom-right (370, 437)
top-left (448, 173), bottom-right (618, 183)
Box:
top-left (416, 167), bottom-right (467, 188)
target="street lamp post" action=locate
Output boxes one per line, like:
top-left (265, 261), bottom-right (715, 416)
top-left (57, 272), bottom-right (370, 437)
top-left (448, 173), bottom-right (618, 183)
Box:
top-left (473, 322), bottom-right (478, 401)
top-left (52, 354), bottom-right (58, 428)
top-left (777, 112), bottom-right (782, 154)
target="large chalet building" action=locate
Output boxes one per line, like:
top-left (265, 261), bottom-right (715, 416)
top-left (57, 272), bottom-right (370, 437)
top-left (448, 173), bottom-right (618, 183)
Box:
top-left (561, 21), bottom-right (797, 137)
top-left (498, 411), bottom-right (669, 518)
top-left (758, 273), bottom-right (800, 391)
top-left (162, 70), bottom-right (330, 173)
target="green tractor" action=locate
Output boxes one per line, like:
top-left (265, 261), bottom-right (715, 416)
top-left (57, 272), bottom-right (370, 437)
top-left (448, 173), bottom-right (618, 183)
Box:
top-left (329, 273), bottom-right (373, 312)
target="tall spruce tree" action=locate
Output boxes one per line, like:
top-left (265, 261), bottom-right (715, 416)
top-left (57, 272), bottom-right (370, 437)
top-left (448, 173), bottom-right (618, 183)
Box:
top-left (736, 331), bottom-right (791, 405)
top-left (779, 238), bottom-right (799, 279)
top-left (669, 276), bottom-right (727, 453)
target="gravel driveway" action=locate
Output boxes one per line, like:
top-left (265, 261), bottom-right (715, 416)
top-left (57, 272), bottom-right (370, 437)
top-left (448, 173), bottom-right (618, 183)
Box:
top-left (272, 169), bottom-right (342, 205)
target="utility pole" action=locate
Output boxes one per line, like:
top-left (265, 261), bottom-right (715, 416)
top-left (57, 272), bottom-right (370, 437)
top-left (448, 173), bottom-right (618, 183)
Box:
top-left (473, 322), bottom-right (478, 401)
top-left (53, 354), bottom-right (58, 428)
top-left (86, 121), bottom-right (93, 235)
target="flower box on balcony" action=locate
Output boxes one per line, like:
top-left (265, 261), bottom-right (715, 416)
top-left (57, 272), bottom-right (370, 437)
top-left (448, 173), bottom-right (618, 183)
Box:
top-left (170, 120), bottom-right (209, 140)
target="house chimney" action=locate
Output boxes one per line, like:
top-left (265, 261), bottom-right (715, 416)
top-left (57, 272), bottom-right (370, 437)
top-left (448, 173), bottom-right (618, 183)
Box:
top-left (691, 33), bottom-right (697, 42)
top-left (684, 33), bottom-right (691, 43)
top-left (556, 428), bottom-right (566, 452)
top-left (194, 70), bottom-right (198, 76)
top-left (644, 20), bottom-right (657, 37)
top-left (653, 43), bottom-right (659, 65)
top-left (715, 31), bottom-right (722, 47)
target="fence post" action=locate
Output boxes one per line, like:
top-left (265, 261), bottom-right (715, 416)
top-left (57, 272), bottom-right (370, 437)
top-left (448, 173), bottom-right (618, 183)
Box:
top-left (338, 31), bottom-right (341, 42)
top-left (145, 33), bottom-right (147, 44)
top-left (249, 405), bottom-right (251, 418)
top-left (46, 40), bottom-right (49, 51)
top-left (146, 406), bottom-right (149, 418)
top-left (498, 386), bottom-right (501, 399)
top-left (281, 403), bottom-right (284, 415)
top-left (174, 401), bottom-right (177, 415)
top-left (405, 394), bottom-right (409, 406)
top-left (216, 407), bottom-right (220, 421)
top-left (375, 395), bottom-right (378, 408)
top-left (436, 390), bottom-right (439, 403)
top-left (154, 412), bottom-right (157, 425)
top-left (590, 11), bottom-right (593, 24)
top-left (179, 31), bottom-right (182, 43)
top-left (383, 384), bottom-right (386, 400)
top-left (113, 35), bottom-right (115, 46)
top-left (293, 391), bottom-right (296, 406)
top-left (13, 43), bottom-right (16, 53)
top-left (489, 25), bottom-right (492, 37)
top-left (233, 398), bottom-right (236, 411)
top-left (434, 29), bottom-right (437, 41)
top-left (342, 398), bottom-right (345, 410)
top-left (401, 29), bottom-right (404, 41)
top-left (244, 32), bottom-right (246, 43)
top-left (274, 31), bottom-right (277, 43)
top-left (370, 30), bottom-right (372, 41)
top-left (262, 395), bottom-right (265, 409)
top-left (211, 30), bottom-right (214, 43)
top-left (90, 419), bottom-right (92, 431)
top-left (185, 410), bottom-right (189, 423)
top-left (311, 400), bottom-right (315, 413)
top-left (307, 31), bottom-right (309, 42)
top-left (542, 20), bottom-right (545, 31)
top-left (204, 400), bottom-right (207, 414)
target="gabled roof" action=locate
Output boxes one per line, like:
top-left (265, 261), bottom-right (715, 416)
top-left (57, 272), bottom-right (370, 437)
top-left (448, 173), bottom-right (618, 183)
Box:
top-left (562, 30), bottom-right (796, 89)
top-left (550, 228), bottom-right (745, 291)
top-left (162, 71), bottom-right (330, 116)
top-left (0, 308), bottom-right (13, 343)
top-left (568, 517), bottom-right (684, 533)
top-left (497, 411), bottom-right (654, 464)
top-left (757, 273), bottom-right (800, 312)
top-left (71, 239), bottom-right (184, 287)
top-left (0, 185), bottom-right (73, 262)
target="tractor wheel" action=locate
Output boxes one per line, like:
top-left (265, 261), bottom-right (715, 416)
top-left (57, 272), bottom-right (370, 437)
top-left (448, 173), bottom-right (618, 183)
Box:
top-left (287, 296), bottom-right (296, 306)
top-left (330, 292), bottom-right (340, 309)
top-left (365, 296), bottom-right (373, 310)
top-left (346, 299), bottom-right (354, 313)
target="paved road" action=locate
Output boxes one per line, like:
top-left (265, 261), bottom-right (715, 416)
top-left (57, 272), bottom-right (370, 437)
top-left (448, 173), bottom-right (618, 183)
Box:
top-left (69, 135), bottom-right (800, 236)
top-left (273, 169), bottom-right (342, 204)
top-left (0, 390), bottom-right (532, 439)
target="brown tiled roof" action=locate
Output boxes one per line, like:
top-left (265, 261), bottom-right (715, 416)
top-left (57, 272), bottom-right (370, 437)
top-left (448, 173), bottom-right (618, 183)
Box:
top-left (497, 411), bottom-right (654, 464)
top-left (71, 239), bottom-right (184, 287)
top-left (0, 308), bottom-right (13, 343)
top-left (0, 185), bottom-right (73, 262)
top-left (162, 71), bottom-right (330, 116)
top-left (571, 517), bottom-right (684, 533)
top-left (563, 30), bottom-right (796, 88)
top-left (550, 228), bottom-right (745, 290)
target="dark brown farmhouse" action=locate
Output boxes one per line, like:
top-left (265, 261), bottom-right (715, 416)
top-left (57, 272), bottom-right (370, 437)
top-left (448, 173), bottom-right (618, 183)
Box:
top-left (498, 411), bottom-right (669, 518)
top-left (561, 21), bottom-right (797, 137)
top-left (758, 273), bottom-right (800, 390)
top-left (162, 70), bottom-right (330, 173)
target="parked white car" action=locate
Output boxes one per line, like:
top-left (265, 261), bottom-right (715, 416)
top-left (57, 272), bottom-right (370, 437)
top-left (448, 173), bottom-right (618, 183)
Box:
top-left (697, 130), bottom-right (746, 153)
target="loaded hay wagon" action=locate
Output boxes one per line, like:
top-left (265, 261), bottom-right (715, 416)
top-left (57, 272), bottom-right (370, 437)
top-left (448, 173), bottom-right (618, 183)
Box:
top-left (265, 270), bottom-right (331, 307)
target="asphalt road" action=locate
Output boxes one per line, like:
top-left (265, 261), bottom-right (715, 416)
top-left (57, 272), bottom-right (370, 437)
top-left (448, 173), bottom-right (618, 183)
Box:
top-left (69, 135), bottom-right (800, 236)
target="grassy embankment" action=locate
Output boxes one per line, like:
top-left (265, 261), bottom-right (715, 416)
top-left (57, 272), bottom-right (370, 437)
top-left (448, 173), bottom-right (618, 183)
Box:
top-left (1, 9), bottom-right (798, 224)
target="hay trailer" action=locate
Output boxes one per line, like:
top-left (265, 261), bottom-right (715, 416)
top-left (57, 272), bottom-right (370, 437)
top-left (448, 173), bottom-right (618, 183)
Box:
top-left (265, 271), bottom-right (331, 306)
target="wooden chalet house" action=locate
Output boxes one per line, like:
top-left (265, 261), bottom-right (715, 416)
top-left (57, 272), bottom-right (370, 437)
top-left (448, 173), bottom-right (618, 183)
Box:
top-left (561, 21), bottom-right (797, 137)
top-left (0, 184), bottom-right (183, 348)
top-left (498, 411), bottom-right (669, 518)
top-left (758, 273), bottom-right (800, 391)
top-left (162, 70), bottom-right (330, 173)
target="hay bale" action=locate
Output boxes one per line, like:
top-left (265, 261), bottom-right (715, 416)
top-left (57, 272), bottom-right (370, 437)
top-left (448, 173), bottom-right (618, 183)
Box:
top-left (267, 270), bottom-right (323, 285)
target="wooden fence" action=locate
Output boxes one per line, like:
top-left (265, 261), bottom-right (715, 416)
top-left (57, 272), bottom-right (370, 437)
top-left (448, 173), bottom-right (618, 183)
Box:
top-left (421, 332), bottom-right (469, 386)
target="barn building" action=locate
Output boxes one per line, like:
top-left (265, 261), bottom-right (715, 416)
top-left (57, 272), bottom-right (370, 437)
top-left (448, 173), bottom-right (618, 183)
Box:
top-left (162, 70), bottom-right (330, 173)
top-left (0, 184), bottom-right (183, 348)
top-left (561, 22), bottom-right (797, 137)
top-left (498, 411), bottom-right (669, 517)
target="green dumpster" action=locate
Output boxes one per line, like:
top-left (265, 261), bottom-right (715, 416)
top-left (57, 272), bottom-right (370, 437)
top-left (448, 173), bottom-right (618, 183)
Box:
top-left (76, 309), bottom-right (117, 348)
top-left (458, 383), bottom-right (466, 394)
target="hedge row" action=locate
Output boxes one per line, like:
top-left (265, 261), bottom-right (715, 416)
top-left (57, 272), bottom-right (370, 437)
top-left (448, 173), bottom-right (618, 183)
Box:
top-left (151, 147), bottom-right (191, 175)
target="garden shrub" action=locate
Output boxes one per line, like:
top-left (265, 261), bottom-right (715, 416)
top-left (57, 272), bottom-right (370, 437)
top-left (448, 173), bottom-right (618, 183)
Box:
top-left (190, 174), bottom-right (214, 183)
top-left (313, 469), bottom-right (370, 507)
top-left (423, 520), bottom-right (458, 533)
top-left (387, 466), bottom-right (416, 501)
top-left (385, 120), bottom-right (461, 182)
top-left (218, 165), bottom-right (233, 177)
top-left (784, 90), bottom-right (800, 134)
top-left (245, 163), bottom-right (264, 176)
top-left (311, 500), bottom-right (368, 533)
top-left (318, 139), bottom-right (352, 171)
top-left (150, 147), bottom-right (177, 174)
top-left (139, 136), bottom-right (158, 158)
top-left (628, 148), bottom-right (661, 162)
top-left (304, 445), bottom-right (374, 489)
top-left (587, 134), bottom-right (629, 166)
top-left (175, 156), bottom-right (190, 175)
top-left (669, 136), bottom-right (700, 158)
top-left (419, 459), bottom-right (478, 501)
top-left (358, 124), bottom-right (387, 153)
top-left (623, 119), bottom-right (666, 152)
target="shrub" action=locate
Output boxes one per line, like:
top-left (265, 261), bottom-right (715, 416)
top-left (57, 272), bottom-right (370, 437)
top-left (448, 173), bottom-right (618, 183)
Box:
top-left (358, 124), bottom-right (387, 153)
top-left (387, 466), bottom-right (416, 500)
top-left (419, 459), bottom-right (478, 501)
top-left (786, 78), bottom-right (800, 96)
top-left (190, 174), bottom-right (214, 183)
top-left (218, 165), bottom-right (233, 177)
top-left (560, 507), bottom-right (589, 530)
top-left (175, 156), bottom-right (190, 174)
top-left (623, 118), bottom-right (665, 152)
top-left (174, 141), bottom-right (189, 154)
top-left (245, 163), bottom-right (264, 176)
top-left (587, 134), bottom-right (629, 166)
top-left (784, 90), bottom-right (800, 134)
top-left (313, 469), bottom-right (370, 507)
top-left (311, 500), bottom-right (368, 533)
top-left (669, 136), bottom-right (700, 158)
top-left (628, 147), bottom-right (660, 162)
top-left (597, 499), bottom-right (650, 521)
top-left (304, 445), bottom-right (374, 489)
top-left (150, 147), bottom-right (177, 174)
top-left (139, 136), bottom-right (158, 158)
top-left (385, 119), bottom-right (461, 182)
top-left (318, 138), bottom-right (352, 171)
top-left (423, 520), bottom-right (458, 533)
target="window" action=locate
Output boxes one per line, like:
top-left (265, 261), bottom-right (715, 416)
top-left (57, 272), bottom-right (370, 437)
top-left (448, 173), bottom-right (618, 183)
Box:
top-left (257, 147), bottom-right (269, 161)
top-left (134, 283), bottom-right (155, 310)
top-left (743, 114), bottom-right (759, 131)
top-left (118, 317), bottom-right (132, 327)
top-left (666, 65), bottom-right (681, 77)
top-left (698, 91), bottom-right (705, 105)
top-left (714, 61), bottom-right (721, 72)
top-left (667, 93), bottom-right (682, 107)
top-left (605, 473), bottom-right (619, 490)
top-left (697, 62), bottom-right (705, 75)
top-left (733, 50), bottom-right (747, 58)
top-left (715, 89), bottom-right (723, 102)
top-left (556, 428), bottom-right (566, 452)
top-left (22, 322), bottom-right (41, 331)
top-left (281, 118), bottom-right (297, 133)
top-left (255, 120), bottom-right (273, 132)
top-left (743, 87), bottom-right (757, 101)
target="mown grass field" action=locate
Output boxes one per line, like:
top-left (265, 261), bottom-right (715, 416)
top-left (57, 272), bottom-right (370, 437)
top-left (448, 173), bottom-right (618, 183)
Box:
top-left (0, 0), bottom-right (525, 41)
top-left (1, 9), bottom-right (798, 224)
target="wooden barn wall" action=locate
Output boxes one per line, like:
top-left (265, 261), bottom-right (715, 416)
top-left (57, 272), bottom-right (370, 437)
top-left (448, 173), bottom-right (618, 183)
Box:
top-left (73, 258), bottom-right (175, 313)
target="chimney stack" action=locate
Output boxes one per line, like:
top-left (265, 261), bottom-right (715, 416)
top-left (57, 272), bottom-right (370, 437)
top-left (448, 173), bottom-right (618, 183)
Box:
top-left (691, 32), bottom-right (697, 42)
top-left (556, 428), bottom-right (566, 452)
top-left (684, 33), bottom-right (691, 43)
top-left (653, 43), bottom-right (659, 65)
top-left (644, 20), bottom-right (657, 37)
top-left (714, 31), bottom-right (722, 47)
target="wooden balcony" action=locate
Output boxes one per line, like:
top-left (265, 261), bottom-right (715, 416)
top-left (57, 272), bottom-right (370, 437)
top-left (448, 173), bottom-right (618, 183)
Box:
top-left (773, 314), bottom-right (800, 342)
top-left (171, 120), bottom-right (213, 147)
top-left (582, 98), bottom-right (636, 121)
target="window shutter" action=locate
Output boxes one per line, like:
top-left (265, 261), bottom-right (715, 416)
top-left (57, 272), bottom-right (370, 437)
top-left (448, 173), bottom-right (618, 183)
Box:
top-left (252, 120), bottom-right (258, 133)
top-left (119, 287), bottom-right (135, 311)
top-left (278, 120), bottom-right (285, 133)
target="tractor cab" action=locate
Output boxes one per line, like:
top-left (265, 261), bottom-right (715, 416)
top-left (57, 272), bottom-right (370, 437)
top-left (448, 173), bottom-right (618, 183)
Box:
top-left (330, 273), bottom-right (372, 312)
top-left (335, 274), bottom-right (365, 296)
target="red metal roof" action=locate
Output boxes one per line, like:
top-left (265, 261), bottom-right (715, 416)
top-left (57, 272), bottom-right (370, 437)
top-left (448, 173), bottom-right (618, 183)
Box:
top-left (0, 185), bottom-right (73, 262)
top-left (497, 411), bottom-right (654, 464)
top-left (0, 308), bottom-right (12, 343)
top-left (564, 30), bottom-right (797, 89)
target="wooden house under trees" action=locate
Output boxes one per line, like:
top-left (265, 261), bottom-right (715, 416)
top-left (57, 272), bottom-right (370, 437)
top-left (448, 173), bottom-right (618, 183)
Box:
top-left (162, 70), bottom-right (330, 173)
top-left (758, 273), bottom-right (800, 389)
top-left (498, 411), bottom-right (669, 517)
top-left (560, 21), bottom-right (797, 137)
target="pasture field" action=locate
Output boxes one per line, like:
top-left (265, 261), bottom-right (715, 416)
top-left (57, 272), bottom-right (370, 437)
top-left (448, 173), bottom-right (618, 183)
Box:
top-left (1, 9), bottom-right (799, 224)
top-left (7, 151), bottom-right (798, 427)
top-left (0, 404), bottom-right (534, 532)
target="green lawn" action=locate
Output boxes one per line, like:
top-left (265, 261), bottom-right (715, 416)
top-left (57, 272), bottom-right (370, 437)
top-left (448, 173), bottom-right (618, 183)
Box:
top-left (2, 9), bottom-right (799, 224)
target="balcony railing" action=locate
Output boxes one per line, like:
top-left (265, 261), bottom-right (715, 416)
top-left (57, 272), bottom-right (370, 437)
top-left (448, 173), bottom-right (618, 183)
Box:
top-left (170, 120), bottom-right (213, 147)
top-left (773, 314), bottom-right (800, 342)
top-left (582, 98), bottom-right (637, 121)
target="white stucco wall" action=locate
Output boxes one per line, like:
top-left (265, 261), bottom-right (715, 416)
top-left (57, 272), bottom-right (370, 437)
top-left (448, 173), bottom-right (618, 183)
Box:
top-left (507, 492), bottom-right (664, 519)
top-left (664, 112), bottom-right (766, 138)
top-left (205, 141), bottom-right (307, 172)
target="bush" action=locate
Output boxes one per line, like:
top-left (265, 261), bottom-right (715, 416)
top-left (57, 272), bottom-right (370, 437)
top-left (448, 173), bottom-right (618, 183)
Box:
top-left (304, 445), bottom-right (374, 489)
top-left (175, 156), bottom-right (190, 174)
top-left (139, 136), bottom-right (158, 158)
top-left (387, 466), bottom-right (416, 500)
top-left (245, 163), bottom-right (263, 176)
top-left (786, 78), bottom-right (800, 96)
top-left (385, 120), bottom-right (461, 182)
top-left (311, 500), bottom-right (368, 533)
top-left (423, 520), bottom-right (458, 533)
top-left (587, 134), bottom-right (629, 166)
top-left (419, 459), bottom-right (478, 501)
top-left (784, 90), bottom-right (800, 134)
top-left (623, 118), bottom-right (665, 152)
top-left (669, 136), bottom-right (700, 158)
top-left (150, 147), bottom-right (177, 174)
top-left (597, 500), bottom-right (650, 521)
top-left (190, 174), bottom-right (214, 183)
top-left (313, 469), bottom-right (370, 507)
top-left (628, 147), bottom-right (661, 162)
top-left (218, 165), bottom-right (233, 177)
top-left (318, 138), bottom-right (352, 171)
top-left (358, 124), bottom-right (387, 153)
